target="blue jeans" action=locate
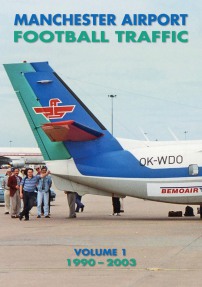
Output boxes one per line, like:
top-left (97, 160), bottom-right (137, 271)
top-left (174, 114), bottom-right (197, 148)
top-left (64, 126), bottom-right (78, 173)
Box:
top-left (37, 191), bottom-right (49, 216)
top-left (75, 194), bottom-right (84, 212)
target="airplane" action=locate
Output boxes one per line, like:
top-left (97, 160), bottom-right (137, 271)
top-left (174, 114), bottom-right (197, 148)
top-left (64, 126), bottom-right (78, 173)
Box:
top-left (4, 61), bottom-right (202, 217)
top-left (0, 147), bottom-right (43, 168)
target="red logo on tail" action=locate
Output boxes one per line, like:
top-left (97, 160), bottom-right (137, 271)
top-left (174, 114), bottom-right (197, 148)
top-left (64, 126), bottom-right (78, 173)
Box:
top-left (33, 98), bottom-right (75, 120)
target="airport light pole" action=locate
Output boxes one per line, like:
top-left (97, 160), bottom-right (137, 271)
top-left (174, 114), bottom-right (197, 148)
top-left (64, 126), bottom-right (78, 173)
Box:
top-left (108, 95), bottom-right (117, 135)
top-left (184, 131), bottom-right (188, 140)
top-left (9, 140), bottom-right (12, 147)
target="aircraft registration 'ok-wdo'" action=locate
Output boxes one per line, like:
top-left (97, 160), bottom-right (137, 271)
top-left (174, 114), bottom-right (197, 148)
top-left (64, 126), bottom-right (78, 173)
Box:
top-left (4, 61), bottom-right (202, 209)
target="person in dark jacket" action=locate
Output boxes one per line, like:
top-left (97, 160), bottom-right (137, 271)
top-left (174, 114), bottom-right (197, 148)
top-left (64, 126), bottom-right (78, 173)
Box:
top-left (8, 168), bottom-right (22, 218)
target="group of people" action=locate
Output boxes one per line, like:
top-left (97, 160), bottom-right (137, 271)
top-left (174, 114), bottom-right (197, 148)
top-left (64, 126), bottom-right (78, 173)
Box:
top-left (2, 166), bottom-right (52, 220)
top-left (2, 166), bottom-right (124, 220)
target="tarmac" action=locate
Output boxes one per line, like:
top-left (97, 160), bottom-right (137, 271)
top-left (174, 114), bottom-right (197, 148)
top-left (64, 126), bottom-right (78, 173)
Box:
top-left (0, 187), bottom-right (202, 287)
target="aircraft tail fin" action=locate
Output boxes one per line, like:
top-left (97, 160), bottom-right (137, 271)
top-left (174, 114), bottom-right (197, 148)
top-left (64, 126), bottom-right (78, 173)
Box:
top-left (4, 61), bottom-right (123, 162)
top-left (4, 62), bottom-right (71, 161)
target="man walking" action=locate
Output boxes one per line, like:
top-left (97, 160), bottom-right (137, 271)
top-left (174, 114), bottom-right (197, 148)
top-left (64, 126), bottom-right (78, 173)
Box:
top-left (19, 168), bottom-right (49, 221)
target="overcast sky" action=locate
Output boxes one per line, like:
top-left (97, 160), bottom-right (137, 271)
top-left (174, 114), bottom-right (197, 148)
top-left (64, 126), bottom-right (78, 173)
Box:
top-left (0, 0), bottom-right (202, 147)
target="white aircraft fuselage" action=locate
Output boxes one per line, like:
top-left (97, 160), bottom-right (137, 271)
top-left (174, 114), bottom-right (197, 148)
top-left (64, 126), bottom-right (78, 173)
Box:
top-left (47, 138), bottom-right (202, 205)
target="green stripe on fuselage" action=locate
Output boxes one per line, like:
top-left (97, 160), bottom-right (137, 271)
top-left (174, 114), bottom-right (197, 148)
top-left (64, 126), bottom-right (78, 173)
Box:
top-left (4, 63), bottom-right (71, 160)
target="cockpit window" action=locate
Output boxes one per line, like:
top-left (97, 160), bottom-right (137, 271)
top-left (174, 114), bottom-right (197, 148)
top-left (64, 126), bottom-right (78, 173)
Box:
top-left (189, 164), bottom-right (199, 176)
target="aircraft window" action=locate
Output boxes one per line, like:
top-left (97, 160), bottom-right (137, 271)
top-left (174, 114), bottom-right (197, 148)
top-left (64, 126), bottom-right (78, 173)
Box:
top-left (189, 164), bottom-right (199, 176)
